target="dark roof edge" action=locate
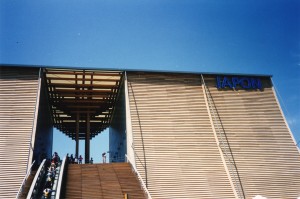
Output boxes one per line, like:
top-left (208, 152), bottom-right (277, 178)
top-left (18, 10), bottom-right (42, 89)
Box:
top-left (0, 63), bottom-right (272, 77)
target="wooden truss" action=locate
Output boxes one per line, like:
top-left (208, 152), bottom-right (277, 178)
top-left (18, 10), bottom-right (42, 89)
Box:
top-left (44, 68), bottom-right (123, 160)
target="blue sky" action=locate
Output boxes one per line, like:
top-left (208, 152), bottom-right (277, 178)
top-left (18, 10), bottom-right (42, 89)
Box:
top-left (1, 0), bottom-right (299, 161)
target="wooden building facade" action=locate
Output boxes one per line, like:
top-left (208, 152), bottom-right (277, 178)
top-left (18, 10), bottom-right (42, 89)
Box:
top-left (0, 65), bottom-right (299, 198)
top-left (125, 72), bottom-right (300, 199)
top-left (0, 66), bottom-right (52, 198)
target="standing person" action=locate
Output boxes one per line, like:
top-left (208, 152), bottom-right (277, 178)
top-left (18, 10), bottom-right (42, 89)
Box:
top-left (74, 156), bottom-right (78, 164)
top-left (78, 155), bottom-right (83, 164)
top-left (70, 154), bottom-right (74, 164)
top-left (102, 152), bottom-right (106, 163)
top-left (90, 157), bottom-right (93, 164)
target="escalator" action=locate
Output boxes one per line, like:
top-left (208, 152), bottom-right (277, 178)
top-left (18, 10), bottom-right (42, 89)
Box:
top-left (24, 156), bottom-right (66, 199)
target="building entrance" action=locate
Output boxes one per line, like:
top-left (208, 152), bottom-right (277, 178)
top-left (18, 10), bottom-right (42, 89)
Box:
top-left (44, 68), bottom-right (124, 163)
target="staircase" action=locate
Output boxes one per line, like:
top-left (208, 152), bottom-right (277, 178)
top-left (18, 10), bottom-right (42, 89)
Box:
top-left (64, 163), bottom-right (147, 199)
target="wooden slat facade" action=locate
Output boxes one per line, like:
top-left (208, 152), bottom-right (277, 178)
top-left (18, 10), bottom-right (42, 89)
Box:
top-left (127, 72), bottom-right (300, 199)
top-left (1, 65), bottom-right (299, 198)
top-left (0, 67), bottom-right (40, 199)
top-left (127, 72), bottom-right (235, 198)
top-left (203, 75), bottom-right (300, 198)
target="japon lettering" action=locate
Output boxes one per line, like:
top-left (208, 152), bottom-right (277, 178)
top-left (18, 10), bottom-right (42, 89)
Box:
top-left (216, 76), bottom-right (262, 90)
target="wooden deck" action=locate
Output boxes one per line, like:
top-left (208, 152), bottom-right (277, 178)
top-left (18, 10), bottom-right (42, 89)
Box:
top-left (64, 163), bottom-right (147, 199)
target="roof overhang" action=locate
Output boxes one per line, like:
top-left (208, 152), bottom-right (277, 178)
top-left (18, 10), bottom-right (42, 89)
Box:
top-left (44, 68), bottom-right (123, 139)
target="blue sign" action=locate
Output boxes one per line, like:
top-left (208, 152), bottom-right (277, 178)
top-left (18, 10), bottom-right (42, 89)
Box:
top-left (216, 76), bottom-right (262, 90)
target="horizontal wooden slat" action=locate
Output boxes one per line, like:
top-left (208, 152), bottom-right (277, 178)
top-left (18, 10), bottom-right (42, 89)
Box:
top-left (64, 163), bottom-right (146, 199)
top-left (0, 66), bottom-right (39, 199)
top-left (128, 72), bottom-right (300, 199)
top-left (47, 77), bottom-right (119, 82)
top-left (203, 75), bottom-right (300, 198)
top-left (128, 73), bottom-right (235, 198)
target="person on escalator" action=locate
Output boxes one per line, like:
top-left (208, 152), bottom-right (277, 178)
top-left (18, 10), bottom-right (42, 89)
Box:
top-left (43, 188), bottom-right (52, 199)
top-left (52, 152), bottom-right (58, 162)
top-left (49, 163), bottom-right (56, 175)
top-left (45, 176), bottom-right (52, 188)
top-left (52, 152), bottom-right (60, 167)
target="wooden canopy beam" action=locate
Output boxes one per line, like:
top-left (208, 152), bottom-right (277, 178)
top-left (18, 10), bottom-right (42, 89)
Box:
top-left (51, 93), bottom-right (111, 98)
top-left (48, 83), bottom-right (118, 89)
top-left (47, 77), bottom-right (120, 82)
top-left (46, 71), bottom-right (122, 76)
top-left (53, 89), bottom-right (114, 94)
top-left (52, 99), bottom-right (108, 104)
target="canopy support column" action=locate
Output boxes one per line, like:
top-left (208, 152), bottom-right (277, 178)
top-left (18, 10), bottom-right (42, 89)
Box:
top-left (85, 113), bottom-right (90, 163)
top-left (75, 112), bottom-right (79, 158)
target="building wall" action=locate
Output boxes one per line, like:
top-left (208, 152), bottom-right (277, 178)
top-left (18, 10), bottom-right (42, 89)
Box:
top-left (33, 74), bottom-right (53, 166)
top-left (109, 83), bottom-right (126, 162)
top-left (204, 74), bottom-right (300, 198)
top-left (0, 66), bottom-right (40, 198)
top-left (127, 72), bottom-right (235, 199)
top-left (127, 72), bottom-right (300, 199)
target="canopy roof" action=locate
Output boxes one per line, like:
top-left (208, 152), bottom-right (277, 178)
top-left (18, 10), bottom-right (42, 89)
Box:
top-left (44, 68), bottom-right (123, 139)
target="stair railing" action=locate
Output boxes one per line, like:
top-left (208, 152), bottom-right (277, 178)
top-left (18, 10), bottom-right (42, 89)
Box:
top-left (16, 160), bottom-right (36, 199)
top-left (125, 154), bottom-right (152, 199)
top-left (201, 75), bottom-right (245, 199)
top-left (26, 159), bottom-right (47, 199)
top-left (55, 156), bottom-right (68, 199)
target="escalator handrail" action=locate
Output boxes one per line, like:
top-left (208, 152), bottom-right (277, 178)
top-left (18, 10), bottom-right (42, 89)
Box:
top-left (26, 159), bottom-right (46, 199)
top-left (16, 160), bottom-right (36, 199)
top-left (55, 155), bottom-right (68, 199)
